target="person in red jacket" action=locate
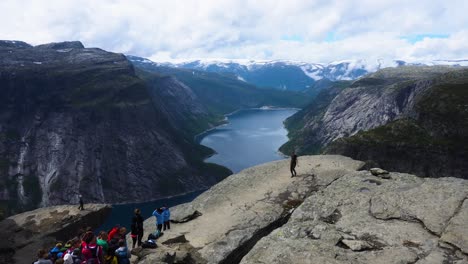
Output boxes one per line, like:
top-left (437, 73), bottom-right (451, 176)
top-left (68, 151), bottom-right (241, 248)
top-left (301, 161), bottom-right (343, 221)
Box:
top-left (107, 225), bottom-right (120, 242)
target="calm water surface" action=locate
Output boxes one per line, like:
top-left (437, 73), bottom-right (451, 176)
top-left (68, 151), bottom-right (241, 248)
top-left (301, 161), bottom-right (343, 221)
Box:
top-left (100, 108), bottom-right (296, 230)
top-left (200, 108), bottom-right (298, 173)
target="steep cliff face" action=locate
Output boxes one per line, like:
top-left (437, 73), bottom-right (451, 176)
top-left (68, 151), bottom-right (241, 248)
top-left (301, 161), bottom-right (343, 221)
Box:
top-left (282, 66), bottom-right (468, 178)
top-left (280, 82), bottom-right (350, 154)
top-left (139, 72), bottom-right (221, 137)
top-left (0, 41), bottom-right (229, 217)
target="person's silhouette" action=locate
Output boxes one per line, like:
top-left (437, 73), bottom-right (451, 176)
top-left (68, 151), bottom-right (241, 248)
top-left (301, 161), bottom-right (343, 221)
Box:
top-left (290, 151), bottom-right (298, 177)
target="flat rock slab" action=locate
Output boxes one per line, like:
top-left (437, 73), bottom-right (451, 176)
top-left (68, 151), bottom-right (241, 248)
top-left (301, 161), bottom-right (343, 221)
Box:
top-left (441, 199), bottom-right (468, 254)
top-left (0, 204), bottom-right (111, 264)
top-left (134, 155), bottom-right (364, 264)
top-left (241, 171), bottom-right (468, 264)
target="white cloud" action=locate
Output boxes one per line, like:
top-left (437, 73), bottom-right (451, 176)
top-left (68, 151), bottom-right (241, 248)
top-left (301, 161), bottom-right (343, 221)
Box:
top-left (0, 0), bottom-right (466, 62)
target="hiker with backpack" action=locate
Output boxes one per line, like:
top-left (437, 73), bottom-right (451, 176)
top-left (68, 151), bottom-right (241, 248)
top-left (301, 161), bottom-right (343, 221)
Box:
top-left (163, 207), bottom-right (171, 231)
top-left (81, 231), bottom-right (104, 264)
top-left (115, 239), bottom-right (131, 264)
top-left (131, 208), bottom-right (144, 249)
top-left (152, 208), bottom-right (164, 233)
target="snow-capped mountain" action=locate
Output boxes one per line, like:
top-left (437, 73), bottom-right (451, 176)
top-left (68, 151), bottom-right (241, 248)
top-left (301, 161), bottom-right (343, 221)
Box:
top-left (131, 56), bottom-right (468, 92)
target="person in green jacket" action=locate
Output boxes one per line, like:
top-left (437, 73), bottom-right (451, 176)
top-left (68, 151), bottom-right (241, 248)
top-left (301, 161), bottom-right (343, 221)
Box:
top-left (97, 231), bottom-right (109, 253)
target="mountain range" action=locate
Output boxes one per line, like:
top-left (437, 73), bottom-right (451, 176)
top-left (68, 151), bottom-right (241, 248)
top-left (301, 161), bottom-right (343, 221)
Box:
top-left (147, 58), bottom-right (468, 92)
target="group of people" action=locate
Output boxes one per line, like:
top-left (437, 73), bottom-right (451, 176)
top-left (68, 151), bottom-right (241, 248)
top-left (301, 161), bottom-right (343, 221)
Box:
top-left (33, 225), bottom-right (130, 264)
top-left (33, 206), bottom-right (172, 264)
top-left (152, 207), bottom-right (171, 233)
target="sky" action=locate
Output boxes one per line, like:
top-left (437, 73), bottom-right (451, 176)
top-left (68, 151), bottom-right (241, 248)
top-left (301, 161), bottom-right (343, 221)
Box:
top-left (0, 0), bottom-right (467, 63)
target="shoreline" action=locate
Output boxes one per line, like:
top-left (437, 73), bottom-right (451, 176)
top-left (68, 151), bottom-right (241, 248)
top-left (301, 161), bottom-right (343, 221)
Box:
top-left (109, 188), bottom-right (207, 206)
top-left (197, 107), bottom-right (299, 172)
top-left (194, 106), bottom-right (301, 143)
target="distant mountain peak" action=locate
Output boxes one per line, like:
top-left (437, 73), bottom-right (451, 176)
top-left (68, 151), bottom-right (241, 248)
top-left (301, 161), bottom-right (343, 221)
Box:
top-left (128, 55), bottom-right (468, 92)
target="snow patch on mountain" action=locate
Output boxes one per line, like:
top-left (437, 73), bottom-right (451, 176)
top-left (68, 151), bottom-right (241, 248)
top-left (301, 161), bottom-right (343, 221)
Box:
top-left (127, 54), bottom-right (468, 91)
top-left (237, 75), bottom-right (246, 82)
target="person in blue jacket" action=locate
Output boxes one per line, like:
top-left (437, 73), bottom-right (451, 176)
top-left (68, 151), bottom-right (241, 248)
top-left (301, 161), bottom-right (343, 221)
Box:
top-left (163, 207), bottom-right (171, 230)
top-left (152, 207), bottom-right (164, 233)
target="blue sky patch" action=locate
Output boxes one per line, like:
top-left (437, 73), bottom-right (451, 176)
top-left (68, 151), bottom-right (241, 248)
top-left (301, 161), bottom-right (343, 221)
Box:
top-left (281, 35), bottom-right (304, 42)
top-left (401, 34), bottom-right (449, 43)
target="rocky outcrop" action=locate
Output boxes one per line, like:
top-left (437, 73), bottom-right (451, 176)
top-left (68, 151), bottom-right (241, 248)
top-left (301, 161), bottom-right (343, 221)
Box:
top-left (0, 204), bottom-right (111, 264)
top-left (0, 40), bottom-right (230, 216)
top-left (242, 169), bottom-right (468, 264)
top-left (129, 155), bottom-right (468, 264)
top-left (132, 155), bottom-right (365, 263)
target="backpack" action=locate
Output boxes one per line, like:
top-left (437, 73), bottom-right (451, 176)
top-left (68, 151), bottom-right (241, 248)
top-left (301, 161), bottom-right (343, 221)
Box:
top-left (82, 244), bottom-right (99, 264)
top-left (141, 240), bottom-right (157, 249)
top-left (115, 248), bottom-right (130, 264)
top-left (147, 230), bottom-right (161, 240)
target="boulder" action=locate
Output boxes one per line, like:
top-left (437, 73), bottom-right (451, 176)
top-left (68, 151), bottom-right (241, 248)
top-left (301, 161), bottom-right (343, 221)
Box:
top-left (0, 204), bottom-right (111, 264)
top-left (369, 168), bottom-right (390, 178)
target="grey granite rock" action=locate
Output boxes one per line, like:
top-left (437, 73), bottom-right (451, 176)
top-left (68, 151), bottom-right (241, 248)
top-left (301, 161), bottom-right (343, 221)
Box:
top-left (132, 155), bottom-right (364, 264)
top-left (241, 171), bottom-right (468, 264)
top-left (441, 199), bottom-right (468, 254)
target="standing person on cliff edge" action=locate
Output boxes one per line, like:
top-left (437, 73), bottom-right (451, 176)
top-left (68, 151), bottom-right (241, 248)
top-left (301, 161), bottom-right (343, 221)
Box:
top-left (290, 151), bottom-right (298, 177)
top-left (163, 206), bottom-right (171, 231)
top-left (78, 194), bottom-right (84, 210)
top-left (152, 207), bottom-right (164, 234)
top-left (131, 208), bottom-right (144, 248)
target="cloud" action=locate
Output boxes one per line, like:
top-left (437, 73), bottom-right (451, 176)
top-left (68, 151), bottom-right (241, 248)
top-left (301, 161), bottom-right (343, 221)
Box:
top-left (0, 0), bottom-right (466, 62)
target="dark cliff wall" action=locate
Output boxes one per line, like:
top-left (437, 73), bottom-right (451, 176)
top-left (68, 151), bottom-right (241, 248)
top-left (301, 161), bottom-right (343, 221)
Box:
top-left (0, 41), bottom-right (230, 216)
top-left (282, 66), bottom-right (468, 179)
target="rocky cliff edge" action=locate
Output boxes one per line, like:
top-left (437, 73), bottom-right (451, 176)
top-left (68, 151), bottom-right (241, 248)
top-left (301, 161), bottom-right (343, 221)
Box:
top-left (133, 155), bottom-right (468, 264)
top-left (0, 204), bottom-right (111, 264)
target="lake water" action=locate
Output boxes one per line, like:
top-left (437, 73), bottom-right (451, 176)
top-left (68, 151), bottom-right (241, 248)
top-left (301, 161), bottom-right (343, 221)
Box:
top-left (99, 108), bottom-right (296, 231)
top-left (200, 108), bottom-right (298, 173)
top-left (98, 190), bottom-right (204, 232)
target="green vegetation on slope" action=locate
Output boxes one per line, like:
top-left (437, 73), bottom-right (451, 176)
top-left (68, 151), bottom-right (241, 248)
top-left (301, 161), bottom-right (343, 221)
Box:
top-left (324, 68), bottom-right (468, 178)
